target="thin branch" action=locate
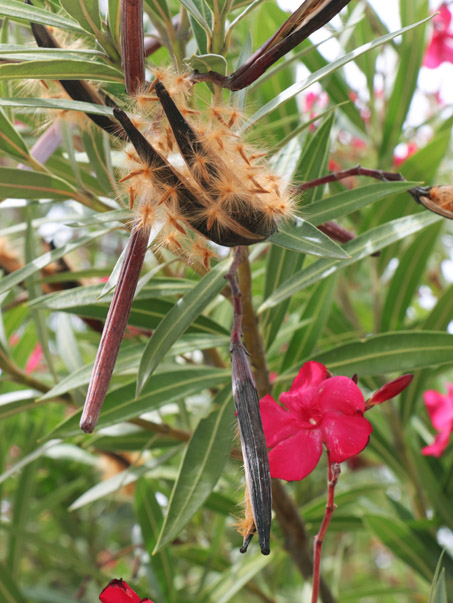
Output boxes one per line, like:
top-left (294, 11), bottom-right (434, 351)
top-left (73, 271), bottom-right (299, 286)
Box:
top-left (312, 453), bottom-right (341, 603)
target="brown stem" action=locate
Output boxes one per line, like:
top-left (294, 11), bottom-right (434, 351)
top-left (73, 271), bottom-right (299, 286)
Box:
top-left (312, 453), bottom-right (340, 603)
top-left (272, 480), bottom-right (336, 603)
top-left (144, 15), bottom-right (181, 57)
top-left (191, 0), bottom-right (352, 90)
top-left (226, 247), bottom-right (272, 555)
top-left (80, 224), bottom-right (150, 433)
top-left (121, 0), bottom-right (145, 95)
top-left (296, 164), bottom-right (405, 193)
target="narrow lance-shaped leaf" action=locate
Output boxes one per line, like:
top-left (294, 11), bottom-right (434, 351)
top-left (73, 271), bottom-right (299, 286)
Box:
top-left (136, 257), bottom-right (232, 394)
top-left (154, 386), bottom-right (235, 552)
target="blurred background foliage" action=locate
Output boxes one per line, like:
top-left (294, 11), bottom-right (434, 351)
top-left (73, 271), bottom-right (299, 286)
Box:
top-left (0, 0), bottom-right (453, 601)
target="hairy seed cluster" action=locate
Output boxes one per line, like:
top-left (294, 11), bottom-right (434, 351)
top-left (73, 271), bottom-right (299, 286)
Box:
top-left (116, 68), bottom-right (294, 268)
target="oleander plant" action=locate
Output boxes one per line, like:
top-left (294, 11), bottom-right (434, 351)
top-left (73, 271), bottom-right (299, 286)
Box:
top-left (1, 0), bottom-right (453, 601)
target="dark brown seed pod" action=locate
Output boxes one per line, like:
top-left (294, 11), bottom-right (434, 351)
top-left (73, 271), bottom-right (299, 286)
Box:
top-left (409, 185), bottom-right (453, 219)
top-left (113, 107), bottom-right (269, 246)
top-left (153, 81), bottom-right (278, 243)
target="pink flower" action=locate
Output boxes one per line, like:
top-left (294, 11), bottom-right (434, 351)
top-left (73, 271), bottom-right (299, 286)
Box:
top-left (99, 579), bottom-right (154, 603)
top-left (422, 384), bottom-right (453, 456)
top-left (259, 361), bottom-right (373, 481)
top-left (423, 4), bottom-right (453, 68)
top-left (25, 344), bottom-right (44, 373)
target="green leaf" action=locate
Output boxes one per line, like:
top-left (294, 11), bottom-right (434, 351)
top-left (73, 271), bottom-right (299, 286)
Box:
top-left (60, 0), bottom-right (102, 35)
top-left (81, 129), bottom-right (115, 195)
top-left (400, 283), bottom-right (453, 424)
top-left (137, 258), bottom-right (232, 394)
top-left (242, 15), bottom-right (433, 129)
top-left (107, 0), bottom-right (121, 47)
top-left (135, 479), bottom-right (175, 603)
top-left (301, 181), bottom-right (421, 226)
top-left (282, 331), bottom-right (453, 378)
top-left (179, 0), bottom-right (212, 33)
top-left (154, 386), bottom-right (234, 552)
top-left (201, 551), bottom-right (278, 603)
top-left (299, 40), bottom-right (365, 133)
top-left (0, 60), bottom-right (123, 82)
top-left (268, 218), bottom-right (349, 259)
top-left (49, 367), bottom-right (230, 436)
top-left (0, 166), bottom-right (79, 200)
top-left (69, 449), bottom-right (177, 509)
top-left (365, 514), bottom-right (443, 583)
top-left (0, 108), bottom-right (32, 163)
top-left (282, 274), bottom-right (337, 370)
top-left (0, 390), bottom-right (45, 422)
top-left (0, 227), bottom-right (113, 297)
top-left (379, 0), bottom-right (429, 161)
top-left (260, 212), bottom-right (441, 311)
top-left (0, 96), bottom-right (114, 116)
top-left (381, 222), bottom-right (442, 331)
top-left (429, 552), bottom-right (447, 603)
top-left (0, 0), bottom-right (85, 33)
top-left (0, 563), bottom-right (27, 603)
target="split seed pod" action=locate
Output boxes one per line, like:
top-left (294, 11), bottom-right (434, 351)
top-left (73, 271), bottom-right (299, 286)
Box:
top-left (409, 185), bottom-right (453, 219)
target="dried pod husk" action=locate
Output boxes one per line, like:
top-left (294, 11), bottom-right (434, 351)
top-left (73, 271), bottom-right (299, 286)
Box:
top-left (113, 107), bottom-right (263, 246)
top-left (409, 185), bottom-right (453, 219)
top-left (231, 342), bottom-right (272, 555)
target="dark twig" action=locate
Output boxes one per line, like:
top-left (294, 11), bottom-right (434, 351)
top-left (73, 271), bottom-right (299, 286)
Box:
top-left (226, 247), bottom-right (272, 555)
top-left (296, 164), bottom-right (405, 193)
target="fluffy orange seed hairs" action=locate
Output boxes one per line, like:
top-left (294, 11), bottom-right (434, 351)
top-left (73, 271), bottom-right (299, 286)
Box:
top-left (114, 68), bottom-right (294, 268)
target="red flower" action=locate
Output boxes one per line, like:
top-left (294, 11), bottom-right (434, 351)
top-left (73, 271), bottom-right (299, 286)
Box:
top-left (423, 4), bottom-right (453, 68)
top-left (393, 142), bottom-right (418, 167)
top-left (259, 361), bottom-right (373, 481)
top-left (422, 384), bottom-right (453, 457)
top-left (99, 579), bottom-right (154, 603)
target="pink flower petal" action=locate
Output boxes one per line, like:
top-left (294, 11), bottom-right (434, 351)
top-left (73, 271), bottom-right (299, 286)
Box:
top-left (99, 579), bottom-right (146, 603)
top-left (317, 376), bottom-right (365, 415)
top-left (288, 361), bottom-right (327, 394)
top-left (268, 428), bottom-right (323, 481)
top-left (260, 395), bottom-right (298, 448)
top-left (424, 389), bottom-right (453, 431)
top-left (321, 411), bottom-right (372, 463)
top-left (369, 374), bottom-right (413, 404)
top-left (422, 427), bottom-right (452, 457)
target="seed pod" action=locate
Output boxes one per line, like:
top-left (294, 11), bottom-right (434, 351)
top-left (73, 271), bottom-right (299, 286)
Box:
top-left (113, 107), bottom-right (265, 246)
top-left (409, 185), bottom-right (453, 219)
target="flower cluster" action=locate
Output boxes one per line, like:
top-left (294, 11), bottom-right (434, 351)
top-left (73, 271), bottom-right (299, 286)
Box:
top-left (260, 361), bottom-right (413, 481)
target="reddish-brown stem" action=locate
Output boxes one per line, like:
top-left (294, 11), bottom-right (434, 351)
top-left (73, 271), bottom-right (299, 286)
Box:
top-left (296, 164), bottom-right (405, 193)
top-left (312, 452), bottom-right (341, 603)
top-left (121, 0), bottom-right (145, 95)
top-left (191, 0), bottom-right (352, 90)
top-left (226, 247), bottom-right (272, 556)
top-left (80, 224), bottom-right (150, 432)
